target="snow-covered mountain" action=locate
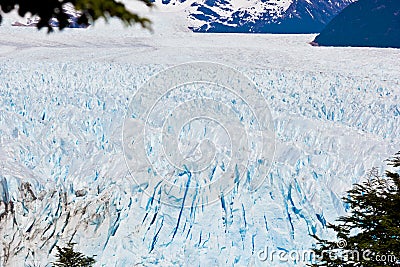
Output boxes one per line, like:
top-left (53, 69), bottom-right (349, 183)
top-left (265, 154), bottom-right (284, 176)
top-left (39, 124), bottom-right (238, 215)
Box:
top-left (153, 0), bottom-right (356, 33)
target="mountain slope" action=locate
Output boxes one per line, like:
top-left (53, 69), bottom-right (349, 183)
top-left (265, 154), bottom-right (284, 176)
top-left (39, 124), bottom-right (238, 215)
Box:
top-left (153, 0), bottom-right (356, 33)
top-left (312, 0), bottom-right (400, 48)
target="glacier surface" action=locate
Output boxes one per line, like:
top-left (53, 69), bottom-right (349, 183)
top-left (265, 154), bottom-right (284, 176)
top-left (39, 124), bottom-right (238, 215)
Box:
top-left (0, 17), bottom-right (399, 267)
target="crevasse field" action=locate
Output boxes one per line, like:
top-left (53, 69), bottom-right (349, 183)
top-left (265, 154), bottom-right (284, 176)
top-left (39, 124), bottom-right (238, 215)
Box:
top-left (0, 9), bottom-right (400, 267)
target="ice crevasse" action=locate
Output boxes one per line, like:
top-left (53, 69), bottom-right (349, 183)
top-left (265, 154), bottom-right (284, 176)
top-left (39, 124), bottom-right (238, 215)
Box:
top-left (0, 62), bottom-right (399, 266)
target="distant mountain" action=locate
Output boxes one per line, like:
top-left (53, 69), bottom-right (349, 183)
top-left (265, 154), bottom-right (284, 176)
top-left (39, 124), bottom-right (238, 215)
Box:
top-left (155, 0), bottom-right (356, 33)
top-left (312, 0), bottom-right (400, 48)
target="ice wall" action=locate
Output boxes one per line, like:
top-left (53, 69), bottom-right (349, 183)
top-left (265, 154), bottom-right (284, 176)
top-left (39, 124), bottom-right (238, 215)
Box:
top-left (0, 62), bottom-right (399, 266)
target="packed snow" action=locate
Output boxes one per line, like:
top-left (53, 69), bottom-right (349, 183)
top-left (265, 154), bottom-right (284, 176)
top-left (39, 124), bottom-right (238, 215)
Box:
top-left (0, 10), bottom-right (399, 267)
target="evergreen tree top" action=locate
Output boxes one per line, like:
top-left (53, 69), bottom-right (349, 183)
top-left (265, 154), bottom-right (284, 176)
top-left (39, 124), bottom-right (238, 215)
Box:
top-left (0, 0), bottom-right (153, 32)
top-left (310, 152), bottom-right (400, 267)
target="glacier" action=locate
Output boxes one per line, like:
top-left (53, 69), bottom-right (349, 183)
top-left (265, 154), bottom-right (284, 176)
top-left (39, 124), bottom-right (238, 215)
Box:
top-left (0, 16), bottom-right (400, 267)
top-left (0, 61), bottom-right (399, 266)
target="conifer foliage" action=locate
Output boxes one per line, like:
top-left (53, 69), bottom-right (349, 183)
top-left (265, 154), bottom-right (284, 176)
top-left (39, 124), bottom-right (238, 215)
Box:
top-left (53, 243), bottom-right (96, 267)
top-left (310, 152), bottom-right (400, 266)
top-left (0, 0), bottom-right (153, 32)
